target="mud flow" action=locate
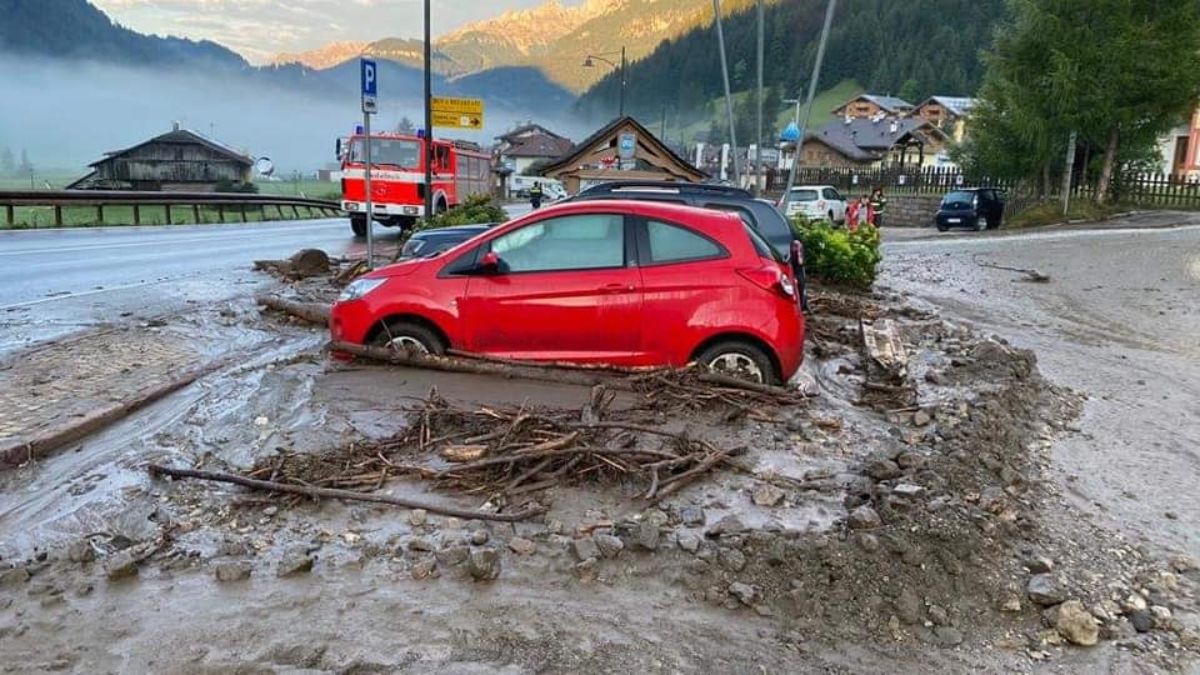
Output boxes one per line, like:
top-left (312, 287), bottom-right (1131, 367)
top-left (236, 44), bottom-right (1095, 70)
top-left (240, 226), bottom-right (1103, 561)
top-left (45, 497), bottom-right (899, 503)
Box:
top-left (0, 255), bottom-right (1197, 673)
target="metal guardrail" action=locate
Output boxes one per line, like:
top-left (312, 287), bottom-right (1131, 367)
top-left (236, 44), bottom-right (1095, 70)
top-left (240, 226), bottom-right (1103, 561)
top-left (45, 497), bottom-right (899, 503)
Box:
top-left (0, 190), bottom-right (343, 227)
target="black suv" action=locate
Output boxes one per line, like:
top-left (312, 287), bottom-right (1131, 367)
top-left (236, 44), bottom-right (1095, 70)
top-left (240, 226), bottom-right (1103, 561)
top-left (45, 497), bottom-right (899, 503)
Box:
top-left (568, 181), bottom-right (807, 306)
top-left (935, 188), bottom-right (1005, 231)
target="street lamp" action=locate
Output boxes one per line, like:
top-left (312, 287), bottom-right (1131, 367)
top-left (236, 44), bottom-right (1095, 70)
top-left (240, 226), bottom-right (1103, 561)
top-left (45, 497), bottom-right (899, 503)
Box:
top-left (582, 47), bottom-right (627, 118)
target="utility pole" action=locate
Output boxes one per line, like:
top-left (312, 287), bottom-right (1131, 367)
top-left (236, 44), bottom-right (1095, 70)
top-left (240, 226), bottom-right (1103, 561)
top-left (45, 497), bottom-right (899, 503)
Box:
top-left (783, 0), bottom-right (837, 200)
top-left (1061, 130), bottom-right (1077, 215)
top-left (755, 0), bottom-right (764, 195)
top-left (619, 46), bottom-right (627, 118)
top-left (423, 0), bottom-right (434, 222)
top-left (713, 0), bottom-right (740, 186)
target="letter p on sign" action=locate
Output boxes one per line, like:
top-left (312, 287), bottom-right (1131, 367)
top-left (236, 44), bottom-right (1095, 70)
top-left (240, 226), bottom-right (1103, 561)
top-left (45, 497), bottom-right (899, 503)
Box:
top-left (361, 58), bottom-right (377, 114)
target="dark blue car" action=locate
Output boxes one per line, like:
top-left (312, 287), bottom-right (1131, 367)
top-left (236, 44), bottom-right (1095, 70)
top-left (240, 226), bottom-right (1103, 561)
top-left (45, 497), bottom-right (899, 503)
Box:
top-left (398, 224), bottom-right (491, 260)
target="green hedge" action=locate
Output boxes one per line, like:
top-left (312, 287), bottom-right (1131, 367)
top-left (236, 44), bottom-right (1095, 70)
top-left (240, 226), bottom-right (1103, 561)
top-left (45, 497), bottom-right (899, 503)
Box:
top-left (418, 194), bottom-right (508, 230)
top-left (790, 217), bottom-right (882, 289)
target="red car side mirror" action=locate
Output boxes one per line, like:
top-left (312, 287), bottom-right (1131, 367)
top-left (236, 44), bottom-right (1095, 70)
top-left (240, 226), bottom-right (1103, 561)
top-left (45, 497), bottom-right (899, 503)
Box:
top-left (479, 250), bottom-right (501, 273)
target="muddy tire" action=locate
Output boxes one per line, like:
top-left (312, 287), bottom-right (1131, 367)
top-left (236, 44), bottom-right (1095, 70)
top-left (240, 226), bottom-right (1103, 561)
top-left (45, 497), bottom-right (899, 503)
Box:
top-left (350, 215), bottom-right (368, 238)
top-left (936, 222), bottom-right (949, 232)
top-left (975, 216), bottom-right (987, 232)
top-left (370, 320), bottom-right (445, 356)
top-left (696, 340), bottom-right (778, 385)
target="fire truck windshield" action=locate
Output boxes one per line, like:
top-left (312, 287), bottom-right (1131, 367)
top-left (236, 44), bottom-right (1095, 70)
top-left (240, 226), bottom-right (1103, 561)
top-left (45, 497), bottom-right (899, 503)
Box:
top-left (349, 138), bottom-right (420, 168)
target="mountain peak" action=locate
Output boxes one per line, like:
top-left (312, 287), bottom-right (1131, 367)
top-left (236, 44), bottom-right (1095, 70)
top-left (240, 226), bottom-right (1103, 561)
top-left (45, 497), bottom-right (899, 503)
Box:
top-left (269, 41), bottom-right (367, 70)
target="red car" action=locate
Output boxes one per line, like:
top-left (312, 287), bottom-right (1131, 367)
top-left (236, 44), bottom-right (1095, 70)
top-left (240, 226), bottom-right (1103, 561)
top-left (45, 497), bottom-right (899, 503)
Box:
top-left (330, 200), bottom-right (804, 384)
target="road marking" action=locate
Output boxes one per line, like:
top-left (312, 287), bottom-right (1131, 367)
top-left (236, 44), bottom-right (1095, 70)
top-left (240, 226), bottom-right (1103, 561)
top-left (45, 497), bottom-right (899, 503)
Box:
top-left (0, 221), bottom-right (346, 257)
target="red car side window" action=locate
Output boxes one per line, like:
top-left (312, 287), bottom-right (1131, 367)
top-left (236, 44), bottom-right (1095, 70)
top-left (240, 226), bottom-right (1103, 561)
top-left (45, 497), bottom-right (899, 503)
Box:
top-left (489, 214), bottom-right (626, 273)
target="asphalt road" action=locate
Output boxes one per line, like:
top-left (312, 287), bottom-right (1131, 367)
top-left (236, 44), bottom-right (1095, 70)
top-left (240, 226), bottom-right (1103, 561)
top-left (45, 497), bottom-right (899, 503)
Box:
top-left (0, 218), bottom-right (369, 352)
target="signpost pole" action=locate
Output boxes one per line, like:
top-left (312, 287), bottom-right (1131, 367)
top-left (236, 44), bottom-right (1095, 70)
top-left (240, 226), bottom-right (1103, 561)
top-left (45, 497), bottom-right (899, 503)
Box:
top-left (364, 110), bottom-right (374, 269)
top-left (423, 0), bottom-right (434, 222)
top-left (361, 57), bottom-right (378, 270)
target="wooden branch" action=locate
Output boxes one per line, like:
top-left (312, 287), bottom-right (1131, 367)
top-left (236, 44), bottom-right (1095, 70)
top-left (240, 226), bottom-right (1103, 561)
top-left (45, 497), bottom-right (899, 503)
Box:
top-left (649, 445), bottom-right (741, 503)
top-left (257, 296), bottom-right (331, 325)
top-left (147, 464), bottom-right (542, 522)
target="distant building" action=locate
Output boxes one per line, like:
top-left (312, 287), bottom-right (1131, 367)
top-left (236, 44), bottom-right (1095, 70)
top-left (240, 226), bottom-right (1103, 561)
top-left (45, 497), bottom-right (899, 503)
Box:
top-left (69, 124), bottom-right (253, 191)
top-left (910, 96), bottom-right (977, 143)
top-left (800, 117), bottom-right (951, 169)
top-left (494, 123), bottom-right (575, 175)
top-left (832, 94), bottom-right (915, 120)
top-left (1157, 105), bottom-right (1200, 178)
top-left (538, 116), bottom-right (706, 193)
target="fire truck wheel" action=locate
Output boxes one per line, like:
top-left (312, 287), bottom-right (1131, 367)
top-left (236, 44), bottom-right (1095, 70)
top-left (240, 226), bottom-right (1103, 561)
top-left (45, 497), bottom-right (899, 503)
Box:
top-left (350, 215), bottom-right (368, 237)
top-left (435, 198), bottom-right (448, 215)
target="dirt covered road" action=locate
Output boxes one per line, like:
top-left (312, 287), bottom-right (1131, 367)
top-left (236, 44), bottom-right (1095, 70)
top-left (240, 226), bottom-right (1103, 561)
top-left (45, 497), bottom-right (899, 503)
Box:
top-left (0, 221), bottom-right (1198, 673)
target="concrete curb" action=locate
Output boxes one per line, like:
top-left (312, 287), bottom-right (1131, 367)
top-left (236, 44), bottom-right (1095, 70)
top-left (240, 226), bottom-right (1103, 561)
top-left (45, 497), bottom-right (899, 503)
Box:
top-left (0, 363), bottom-right (218, 470)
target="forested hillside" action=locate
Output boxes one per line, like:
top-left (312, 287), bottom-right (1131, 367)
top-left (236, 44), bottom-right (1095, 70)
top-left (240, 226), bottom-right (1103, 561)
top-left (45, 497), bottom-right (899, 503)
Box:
top-left (576, 0), bottom-right (1005, 127)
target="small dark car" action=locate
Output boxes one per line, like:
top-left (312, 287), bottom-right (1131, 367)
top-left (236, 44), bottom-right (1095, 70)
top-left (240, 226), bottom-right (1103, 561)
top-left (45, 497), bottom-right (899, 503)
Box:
top-left (398, 224), bottom-right (491, 260)
top-left (568, 181), bottom-right (809, 309)
top-left (936, 188), bottom-right (1005, 231)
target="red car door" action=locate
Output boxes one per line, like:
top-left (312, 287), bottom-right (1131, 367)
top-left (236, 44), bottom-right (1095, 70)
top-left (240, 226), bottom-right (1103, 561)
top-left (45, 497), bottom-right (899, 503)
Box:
top-left (633, 216), bottom-right (736, 365)
top-left (462, 213), bottom-right (644, 364)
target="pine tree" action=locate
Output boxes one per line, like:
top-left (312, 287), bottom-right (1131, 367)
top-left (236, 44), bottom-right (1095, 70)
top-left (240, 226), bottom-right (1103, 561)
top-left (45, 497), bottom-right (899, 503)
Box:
top-left (0, 147), bottom-right (14, 175)
top-left (396, 116), bottom-right (415, 134)
top-left (18, 149), bottom-right (33, 174)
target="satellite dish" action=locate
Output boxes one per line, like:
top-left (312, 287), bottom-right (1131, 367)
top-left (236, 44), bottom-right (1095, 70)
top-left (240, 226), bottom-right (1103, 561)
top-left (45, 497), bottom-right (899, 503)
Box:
top-left (255, 157), bottom-right (275, 177)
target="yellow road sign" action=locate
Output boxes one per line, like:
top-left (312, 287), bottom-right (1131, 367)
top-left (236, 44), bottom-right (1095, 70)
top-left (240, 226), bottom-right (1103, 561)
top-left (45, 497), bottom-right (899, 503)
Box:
top-left (432, 96), bottom-right (484, 116)
top-left (432, 109), bottom-right (484, 130)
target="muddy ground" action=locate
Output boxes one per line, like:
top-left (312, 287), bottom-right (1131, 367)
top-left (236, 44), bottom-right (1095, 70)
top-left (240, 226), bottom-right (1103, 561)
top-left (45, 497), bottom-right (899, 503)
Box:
top-left (2, 224), bottom-right (1199, 673)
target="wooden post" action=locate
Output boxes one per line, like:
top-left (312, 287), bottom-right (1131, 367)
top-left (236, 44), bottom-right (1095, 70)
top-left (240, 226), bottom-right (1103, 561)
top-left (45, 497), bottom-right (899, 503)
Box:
top-left (165, 205), bottom-right (172, 225)
top-left (276, 204), bottom-right (285, 220)
top-left (96, 205), bottom-right (104, 225)
top-left (291, 205), bottom-right (300, 219)
top-left (193, 204), bottom-right (200, 224)
top-left (240, 204), bottom-right (247, 223)
top-left (133, 204), bottom-right (141, 225)
top-left (54, 206), bottom-right (63, 227)
top-left (217, 205), bottom-right (225, 223)
top-left (5, 205), bottom-right (13, 227)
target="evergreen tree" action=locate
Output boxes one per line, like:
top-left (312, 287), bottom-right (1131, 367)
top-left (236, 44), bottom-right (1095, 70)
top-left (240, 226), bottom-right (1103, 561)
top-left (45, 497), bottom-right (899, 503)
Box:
top-left (396, 116), bottom-right (415, 134)
top-left (0, 147), bottom-right (14, 175)
top-left (18, 149), bottom-right (33, 174)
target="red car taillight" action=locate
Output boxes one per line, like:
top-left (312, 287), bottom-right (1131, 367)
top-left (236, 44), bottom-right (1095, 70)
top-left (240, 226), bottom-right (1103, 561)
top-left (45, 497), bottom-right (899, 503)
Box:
top-left (738, 265), bottom-right (795, 299)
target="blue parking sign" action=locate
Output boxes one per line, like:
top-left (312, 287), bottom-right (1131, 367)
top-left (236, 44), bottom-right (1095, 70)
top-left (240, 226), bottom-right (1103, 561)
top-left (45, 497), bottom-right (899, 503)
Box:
top-left (361, 58), bottom-right (377, 114)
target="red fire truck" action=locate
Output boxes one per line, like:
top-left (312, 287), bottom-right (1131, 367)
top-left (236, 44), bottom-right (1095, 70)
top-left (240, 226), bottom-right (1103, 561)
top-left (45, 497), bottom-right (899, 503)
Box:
top-left (337, 132), bottom-right (492, 236)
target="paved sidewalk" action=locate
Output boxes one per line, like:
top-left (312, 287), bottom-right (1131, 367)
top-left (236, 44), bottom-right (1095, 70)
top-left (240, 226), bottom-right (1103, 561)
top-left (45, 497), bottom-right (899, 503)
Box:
top-left (0, 326), bottom-right (203, 464)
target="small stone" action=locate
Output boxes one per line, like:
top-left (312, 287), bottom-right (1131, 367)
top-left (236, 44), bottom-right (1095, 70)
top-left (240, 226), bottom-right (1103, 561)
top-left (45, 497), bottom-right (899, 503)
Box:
top-left (636, 522), bottom-right (660, 550)
top-left (508, 537), bottom-right (536, 556)
top-left (1025, 555), bottom-right (1053, 574)
top-left (1149, 605), bottom-right (1172, 623)
top-left (928, 605), bottom-right (949, 626)
top-left (214, 561), bottom-right (252, 582)
top-left (435, 545), bottom-right (469, 567)
top-left (866, 459), bottom-right (902, 481)
top-left (978, 487), bottom-right (1007, 514)
top-left (677, 531), bottom-right (701, 553)
top-left (67, 540), bottom-right (96, 564)
top-left (705, 514), bottom-right (745, 537)
top-left (933, 626), bottom-right (963, 646)
top-left (719, 547), bottom-right (747, 572)
top-left (410, 559), bottom-right (436, 580)
top-left (1164, 511), bottom-right (1178, 520)
top-left (1123, 593), bottom-right (1148, 613)
top-left (857, 533), bottom-right (881, 552)
top-left (1129, 610), bottom-right (1153, 633)
top-left (1000, 595), bottom-right (1022, 612)
top-left (571, 538), bottom-right (600, 562)
top-left (896, 452), bottom-right (927, 470)
top-left (680, 506), bottom-right (706, 527)
top-left (1168, 555), bottom-right (1198, 573)
top-left (847, 505), bottom-right (882, 530)
top-left (912, 410), bottom-right (932, 426)
top-left (924, 370), bottom-right (943, 385)
top-left (574, 558), bottom-right (598, 583)
top-left (254, 416), bottom-right (269, 426)
top-left (1026, 574), bottom-right (1065, 606)
top-left (277, 548), bottom-right (314, 577)
top-left (104, 552), bottom-right (138, 581)
top-left (892, 484), bottom-right (925, 497)
top-left (728, 582), bottom-right (757, 606)
top-left (896, 588), bottom-right (922, 624)
top-left (467, 548), bottom-right (501, 581)
top-left (470, 530), bottom-right (489, 546)
top-left (752, 484), bottom-right (785, 507)
top-left (0, 567), bottom-right (31, 586)
top-left (1053, 600), bottom-right (1099, 646)
top-left (592, 533), bottom-right (624, 559)
top-left (408, 509), bottom-right (427, 527)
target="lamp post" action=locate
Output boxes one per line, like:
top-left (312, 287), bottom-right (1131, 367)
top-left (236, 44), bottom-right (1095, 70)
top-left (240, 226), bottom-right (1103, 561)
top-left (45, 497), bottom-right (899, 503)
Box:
top-left (582, 47), bottom-right (627, 118)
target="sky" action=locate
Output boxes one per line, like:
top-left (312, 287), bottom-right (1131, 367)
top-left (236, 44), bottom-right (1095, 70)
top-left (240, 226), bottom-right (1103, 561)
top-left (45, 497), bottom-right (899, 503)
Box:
top-left (91, 0), bottom-right (561, 64)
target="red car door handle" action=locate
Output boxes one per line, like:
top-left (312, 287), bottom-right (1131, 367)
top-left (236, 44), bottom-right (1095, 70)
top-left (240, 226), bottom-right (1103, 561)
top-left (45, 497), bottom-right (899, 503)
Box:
top-left (599, 283), bottom-right (635, 293)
